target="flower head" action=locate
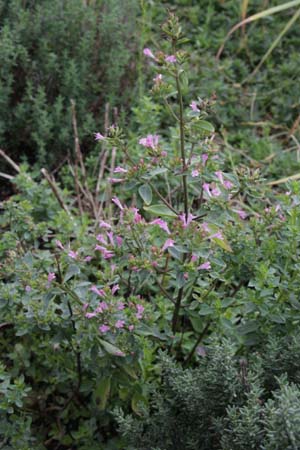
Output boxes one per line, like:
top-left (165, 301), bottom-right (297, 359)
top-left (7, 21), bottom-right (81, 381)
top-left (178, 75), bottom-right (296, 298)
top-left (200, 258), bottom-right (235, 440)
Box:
top-left (139, 134), bottom-right (159, 149)
top-left (198, 261), bottom-right (211, 270)
top-left (165, 55), bottom-right (176, 63)
top-left (95, 132), bottom-right (105, 141)
top-left (162, 238), bottom-right (175, 252)
top-left (150, 218), bottom-right (170, 234)
top-left (190, 101), bottom-right (200, 112)
top-left (143, 48), bottom-right (156, 59)
top-left (115, 320), bottom-right (125, 329)
top-left (99, 324), bottom-right (110, 334)
top-left (112, 196), bottom-right (124, 210)
top-left (48, 272), bottom-right (56, 283)
top-left (68, 250), bottom-right (78, 259)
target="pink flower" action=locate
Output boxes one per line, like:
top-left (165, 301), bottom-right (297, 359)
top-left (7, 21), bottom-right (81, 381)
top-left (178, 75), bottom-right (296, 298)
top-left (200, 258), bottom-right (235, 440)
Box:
top-left (114, 166), bottom-right (128, 173)
top-left (111, 284), bottom-right (120, 295)
top-left (235, 209), bottom-right (247, 220)
top-left (99, 324), bottom-right (110, 333)
top-left (190, 101), bottom-right (200, 112)
top-left (211, 187), bottom-right (221, 197)
top-left (131, 207), bottom-right (142, 223)
top-left (201, 154), bottom-right (208, 165)
top-left (90, 285), bottom-right (106, 297)
top-left (108, 178), bottom-right (125, 184)
top-left (192, 169), bottom-right (199, 177)
top-left (150, 218), bottom-right (170, 234)
top-left (203, 182), bottom-right (211, 197)
top-left (96, 234), bottom-right (107, 244)
top-left (96, 302), bottom-right (108, 313)
top-left (68, 250), bottom-right (78, 259)
top-left (116, 236), bottom-right (123, 247)
top-left (198, 261), bottom-right (211, 270)
top-left (179, 212), bottom-right (196, 228)
top-left (143, 48), bottom-right (156, 59)
top-left (99, 220), bottom-right (111, 229)
top-left (215, 171), bottom-right (224, 185)
top-left (224, 180), bottom-right (233, 190)
top-left (191, 254), bottom-right (198, 263)
top-left (162, 238), bottom-right (175, 252)
top-left (84, 256), bottom-right (92, 262)
top-left (139, 134), bottom-right (159, 149)
top-left (112, 196), bottom-right (124, 210)
top-left (48, 272), bottom-right (56, 283)
top-left (183, 272), bottom-right (189, 280)
top-left (25, 285), bottom-right (31, 292)
top-left (85, 312), bottom-right (97, 319)
top-left (55, 239), bottom-right (64, 250)
top-left (128, 325), bottom-right (134, 332)
top-left (165, 54), bottom-right (176, 63)
top-left (95, 245), bottom-right (115, 259)
top-left (153, 73), bottom-right (163, 84)
top-left (107, 231), bottom-right (115, 246)
top-left (117, 301), bottom-right (125, 310)
top-left (201, 222), bottom-right (210, 233)
top-left (115, 320), bottom-right (125, 329)
top-left (95, 132), bottom-right (105, 141)
top-left (136, 304), bottom-right (144, 319)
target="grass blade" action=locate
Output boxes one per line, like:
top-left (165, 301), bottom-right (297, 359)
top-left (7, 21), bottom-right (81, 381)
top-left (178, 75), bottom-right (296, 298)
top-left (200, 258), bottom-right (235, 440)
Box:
top-left (217, 0), bottom-right (300, 59)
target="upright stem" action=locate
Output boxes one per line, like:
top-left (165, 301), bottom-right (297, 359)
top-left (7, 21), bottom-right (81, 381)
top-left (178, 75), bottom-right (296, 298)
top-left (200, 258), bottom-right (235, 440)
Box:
top-left (175, 66), bottom-right (189, 220)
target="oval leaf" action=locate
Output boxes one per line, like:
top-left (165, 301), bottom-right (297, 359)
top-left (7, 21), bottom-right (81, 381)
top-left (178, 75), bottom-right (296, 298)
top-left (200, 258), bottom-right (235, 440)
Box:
top-left (144, 204), bottom-right (177, 218)
top-left (138, 184), bottom-right (152, 205)
top-left (197, 120), bottom-right (215, 133)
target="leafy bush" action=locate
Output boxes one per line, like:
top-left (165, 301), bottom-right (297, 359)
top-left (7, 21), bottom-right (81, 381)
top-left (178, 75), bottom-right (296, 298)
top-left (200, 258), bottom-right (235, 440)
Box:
top-left (1, 10), bottom-right (300, 449)
top-left (0, 0), bottom-right (138, 166)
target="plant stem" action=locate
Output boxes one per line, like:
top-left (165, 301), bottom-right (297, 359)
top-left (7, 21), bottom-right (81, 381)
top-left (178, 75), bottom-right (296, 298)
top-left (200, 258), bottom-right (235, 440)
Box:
top-left (175, 65), bottom-right (189, 220)
top-left (172, 286), bottom-right (184, 333)
top-left (184, 321), bottom-right (211, 366)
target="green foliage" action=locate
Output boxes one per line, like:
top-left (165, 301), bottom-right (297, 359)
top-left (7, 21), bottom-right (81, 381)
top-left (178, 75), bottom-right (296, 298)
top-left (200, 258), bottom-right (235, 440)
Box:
top-left (0, 0), bottom-right (138, 167)
top-left (117, 337), bottom-right (300, 450)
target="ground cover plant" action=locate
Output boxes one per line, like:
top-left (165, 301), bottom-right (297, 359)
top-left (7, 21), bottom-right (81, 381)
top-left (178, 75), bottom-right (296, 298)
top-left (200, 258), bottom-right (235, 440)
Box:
top-left (1, 4), bottom-right (300, 450)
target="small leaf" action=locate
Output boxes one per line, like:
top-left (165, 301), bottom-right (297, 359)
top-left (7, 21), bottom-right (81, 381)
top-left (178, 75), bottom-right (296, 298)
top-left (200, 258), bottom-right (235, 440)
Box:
top-left (99, 339), bottom-right (125, 357)
top-left (64, 264), bottom-right (80, 282)
top-left (212, 237), bottom-right (233, 253)
top-left (144, 204), bottom-right (177, 218)
top-left (197, 120), bottom-right (215, 133)
top-left (95, 377), bottom-right (111, 410)
top-left (138, 184), bottom-right (152, 205)
top-left (131, 392), bottom-right (147, 416)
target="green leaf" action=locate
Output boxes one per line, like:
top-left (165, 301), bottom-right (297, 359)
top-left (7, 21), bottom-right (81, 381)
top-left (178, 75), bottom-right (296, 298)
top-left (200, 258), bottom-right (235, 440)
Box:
top-left (64, 264), bottom-right (80, 282)
top-left (144, 204), bottom-right (177, 218)
top-left (95, 376), bottom-right (111, 410)
top-left (99, 339), bottom-right (125, 357)
top-left (197, 120), bottom-right (215, 133)
top-left (131, 392), bottom-right (147, 416)
top-left (148, 167), bottom-right (168, 178)
top-left (138, 184), bottom-right (152, 205)
top-left (212, 237), bottom-right (232, 253)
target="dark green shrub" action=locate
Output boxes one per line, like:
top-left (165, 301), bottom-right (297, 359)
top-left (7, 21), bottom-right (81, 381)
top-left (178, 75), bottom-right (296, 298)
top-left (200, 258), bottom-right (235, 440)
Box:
top-left (0, 0), bottom-right (139, 166)
top-left (117, 337), bottom-right (300, 450)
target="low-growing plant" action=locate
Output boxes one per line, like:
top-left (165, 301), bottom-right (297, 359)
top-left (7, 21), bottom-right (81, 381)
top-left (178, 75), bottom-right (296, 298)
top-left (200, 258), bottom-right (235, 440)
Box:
top-left (116, 337), bottom-right (300, 450)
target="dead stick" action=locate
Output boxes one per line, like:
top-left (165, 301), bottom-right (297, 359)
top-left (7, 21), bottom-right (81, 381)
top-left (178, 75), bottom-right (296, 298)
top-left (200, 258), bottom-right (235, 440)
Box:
top-left (0, 149), bottom-right (20, 173)
top-left (41, 168), bottom-right (71, 216)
